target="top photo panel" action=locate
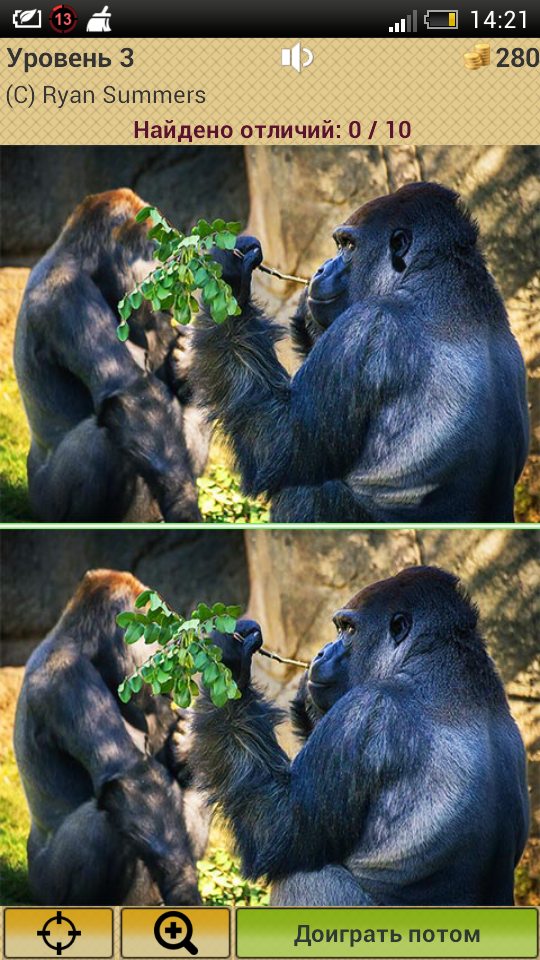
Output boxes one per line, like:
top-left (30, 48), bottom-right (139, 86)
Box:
top-left (1, 144), bottom-right (538, 525)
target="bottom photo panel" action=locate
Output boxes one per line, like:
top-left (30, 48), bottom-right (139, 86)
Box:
top-left (0, 528), bottom-right (539, 912)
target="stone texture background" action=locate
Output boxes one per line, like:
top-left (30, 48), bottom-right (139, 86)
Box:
top-left (0, 529), bottom-right (249, 666)
top-left (1, 528), bottom-right (538, 833)
top-left (0, 146), bottom-right (249, 264)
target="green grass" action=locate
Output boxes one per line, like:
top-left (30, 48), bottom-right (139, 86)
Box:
top-left (0, 744), bottom-right (32, 905)
top-left (0, 364), bottom-right (31, 522)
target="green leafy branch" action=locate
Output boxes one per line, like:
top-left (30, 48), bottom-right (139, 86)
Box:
top-left (117, 207), bottom-right (243, 342)
top-left (116, 589), bottom-right (243, 709)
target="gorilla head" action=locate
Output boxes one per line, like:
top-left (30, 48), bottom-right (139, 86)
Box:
top-left (307, 566), bottom-right (482, 712)
top-left (307, 182), bottom-right (479, 329)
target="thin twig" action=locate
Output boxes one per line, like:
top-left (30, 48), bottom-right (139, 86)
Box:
top-left (233, 632), bottom-right (308, 669)
top-left (233, 248), bottom-right (309, 286)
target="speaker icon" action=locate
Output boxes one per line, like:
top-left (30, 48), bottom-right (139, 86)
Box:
top-left (281, 42), bottom-right (314, 72)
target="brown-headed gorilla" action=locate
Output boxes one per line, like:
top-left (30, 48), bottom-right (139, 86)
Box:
top-left (14, 569), bottom-right (210, 906)
top-left (14, 189), bottom-right (210, 522)
top-left (193, 566), bottom-right (529, 906)
top-left (193, 182), bottom-right (529, 522)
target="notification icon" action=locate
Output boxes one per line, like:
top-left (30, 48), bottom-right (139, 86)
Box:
top-left (49, 3), bottom-right (77, 31)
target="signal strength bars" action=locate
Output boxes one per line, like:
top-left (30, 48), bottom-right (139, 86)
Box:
top-left (389, 10), bottom-right (417, 31)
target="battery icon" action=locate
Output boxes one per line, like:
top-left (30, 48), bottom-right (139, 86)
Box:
top-left (424, 9), bottom-right (458, 28)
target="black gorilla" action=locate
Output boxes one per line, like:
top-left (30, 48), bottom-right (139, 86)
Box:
top-left (193, 566), bottom-right (529, 906)
top-left (194, 182), bottom-right (529, 522)
top-left (14, 189), bottom-right (210, 522)
top-left (14, 569), bottom-right (210, 906)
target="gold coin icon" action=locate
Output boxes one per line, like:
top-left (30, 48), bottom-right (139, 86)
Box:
top-left (474, 42), bottom-right (490, 64)
top-left (464, 52), bottom-right (482, 69)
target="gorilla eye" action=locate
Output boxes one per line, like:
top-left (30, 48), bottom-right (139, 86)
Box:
top-left (389, 612), bottom-right (412, 645)
top-left (336, 617), bottom-right (356, 637)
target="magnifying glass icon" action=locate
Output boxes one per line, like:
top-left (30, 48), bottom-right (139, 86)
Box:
top-left (154, 911), bottom-right (198, 954)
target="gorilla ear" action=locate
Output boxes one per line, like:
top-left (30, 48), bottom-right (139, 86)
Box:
top-left (389, 229), bottom-right (412, 271)
top-left (389, 612), bottom-right (412, 645)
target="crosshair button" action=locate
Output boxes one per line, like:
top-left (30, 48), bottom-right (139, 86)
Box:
top-left (37, 912), bottom-right (81, 955)
top-left (4, 908), bottom-right (113, 958)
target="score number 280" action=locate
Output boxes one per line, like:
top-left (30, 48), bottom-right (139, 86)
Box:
top-left (496, 47), bottom-right (539, 66)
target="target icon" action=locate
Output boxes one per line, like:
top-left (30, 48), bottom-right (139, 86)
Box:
top-left (37, 911), bottom-right (82, 955)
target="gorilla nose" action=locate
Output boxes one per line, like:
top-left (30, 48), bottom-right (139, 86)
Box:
top-left (313, 259), bottom-right (333, 278)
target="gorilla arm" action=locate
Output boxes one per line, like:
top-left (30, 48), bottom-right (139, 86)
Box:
top-left (194, 297), bottom-right (417, 500)
top-left (29, 653), bottom-right (199, 904)
top-left (192, 641), bottom-right (406, 883)
top-left (54, 275), bottom-right (200, 521)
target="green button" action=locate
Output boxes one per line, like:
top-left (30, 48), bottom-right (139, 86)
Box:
top-left (236, 908), bottom-right (538, 958)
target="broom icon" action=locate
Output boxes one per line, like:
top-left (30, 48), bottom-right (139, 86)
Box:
top-left (86, 4), bottom-right (111, 30)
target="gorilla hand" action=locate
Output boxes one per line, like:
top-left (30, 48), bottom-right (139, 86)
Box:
top-left (211, 618), bottom-right (263, 691)
top-left (166, 331), bottom-right (193, 404)
top-left (212, 236), bottom-right (263, 308)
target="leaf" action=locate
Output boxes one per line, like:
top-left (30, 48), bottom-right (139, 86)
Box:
top-left (226, 605), bottom-right (242, 618)
top-left (226, 221), bottom-right (242, 235)
top-left (125, 621), bottom-right (145, 644)
top-left (212, 306), bottom-right (229, 325)
top-left (227, 679), bottom-right (239, 699)
top-left (136, 206), bottom-right (155, 223)
top-left (193, 267), bottom-right (209, 286)
top-left (144, 622), bottom-right (161, 644)
top-left (118, 297), bottom-right (131, 319)
top-left (203, 278), bottom-right (219, 301)
top-left (212, 603), bottom-right (226, 616)
top-left (174, 302), bottom-right (191, 326)
top-left (135, 590), bottom-right (152, 608)
top-left (118, 682), bottom-right (132, 703)
top-left (215, 232), bottom-right (236, 250)
top-left (150, 592), bottom-right (163, 611)
top-left (196, 219), bottom-right (213, 238)
top-left (128, 674), bottom-right (143, 693)
top-left (197, 602), bottom-right (212, 621)
top-left (213, 674), bottom-right (228, 697)
top-left (203, 662), bottom-right (219, 684)
top-left (116, 612), bottom-right (136, 627)
top-left (152, 679), bottom-right (162, 695)
top-left (175, 685), bottom-right (192, 709)
top-left (117, 323), bottom-right (130, 341)
top-left (129, 291), bottom-right (143, 309)
top-left (194, 650), bottom-right (209, 671)
top-left (210, 688), bottom-right (228, 709)
top-left (212, 219), bottom-right (226, 232)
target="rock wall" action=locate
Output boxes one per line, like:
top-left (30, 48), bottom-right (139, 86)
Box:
top-left (246, 145), bottom-right (540, 452)
top-left (1, 145), bottom-right (249, 264)
top-left (0, 529), bottom-right (249, 666)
